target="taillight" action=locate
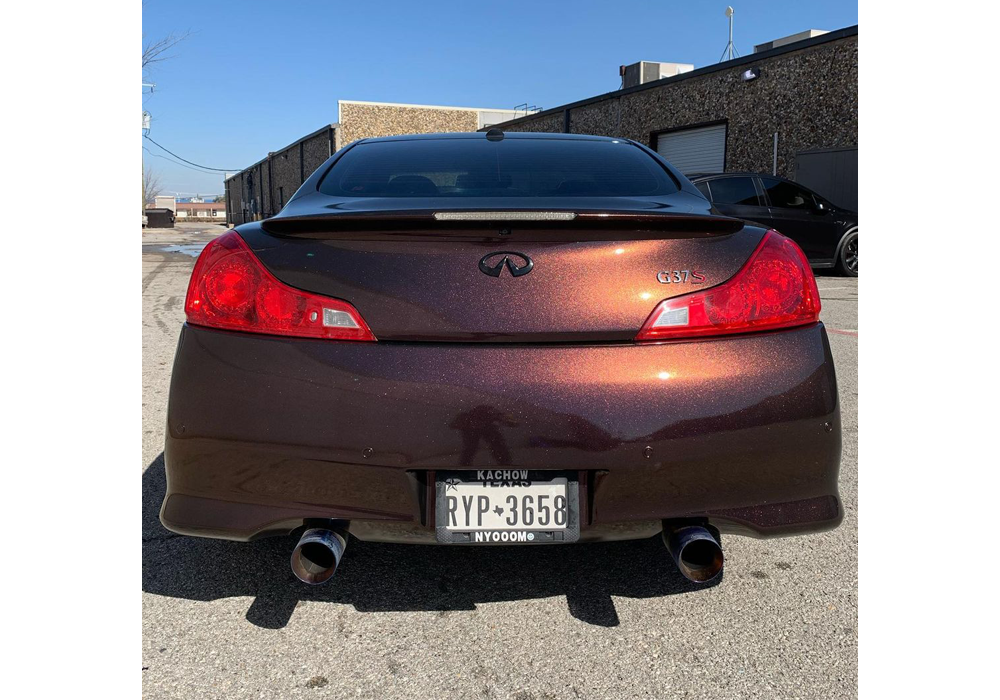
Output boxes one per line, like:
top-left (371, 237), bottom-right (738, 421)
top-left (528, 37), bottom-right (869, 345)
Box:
top-left (185, 230), bottom-right (376, 341)
top-left (636, 230), bottom-right (820, 341)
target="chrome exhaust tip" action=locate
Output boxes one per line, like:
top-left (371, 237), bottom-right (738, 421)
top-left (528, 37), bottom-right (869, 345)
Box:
top-left (290, 527), bottom-right (348, 585)
top-left (662, 523), bottom-right (724, 583)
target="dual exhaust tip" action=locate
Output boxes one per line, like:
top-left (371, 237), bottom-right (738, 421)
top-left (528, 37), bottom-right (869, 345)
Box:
top-left (291, 521), bottom-right (723, 585)
top-left (661, 523), bottom-right (724, 584)
top-left (290, 527), bottom-right (348, 585)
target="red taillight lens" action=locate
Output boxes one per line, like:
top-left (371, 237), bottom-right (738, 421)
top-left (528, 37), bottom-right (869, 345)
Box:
top-left (185, 230), bottom-right (376, 341)
top-left (636, 230), bottom-right (820, 341)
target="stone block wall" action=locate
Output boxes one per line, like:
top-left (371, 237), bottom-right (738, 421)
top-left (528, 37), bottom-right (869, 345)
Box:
top-left (493, 30), bottom-right (858, 181)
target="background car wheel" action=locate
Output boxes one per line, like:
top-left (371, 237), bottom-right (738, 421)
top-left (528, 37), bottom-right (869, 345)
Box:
top-left (838, 231), bottom-right (858, 277)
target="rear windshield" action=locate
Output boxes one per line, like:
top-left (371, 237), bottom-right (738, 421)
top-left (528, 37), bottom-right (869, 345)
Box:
top-left (319, 138), bottom-right (680, 197)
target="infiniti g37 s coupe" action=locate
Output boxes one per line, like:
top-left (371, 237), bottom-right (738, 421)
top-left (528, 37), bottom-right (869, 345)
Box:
top-left (161, 131), bottom-right (841, 585)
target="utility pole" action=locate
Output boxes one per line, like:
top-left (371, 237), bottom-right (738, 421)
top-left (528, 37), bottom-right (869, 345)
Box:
top-left (142, 82), bottom-right (156, 219)
top-left (720, 7), bottom-right (740, 62)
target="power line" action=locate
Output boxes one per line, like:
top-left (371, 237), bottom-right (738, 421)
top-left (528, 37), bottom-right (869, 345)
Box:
top-left (163, 191), bottom-right (224, 196)
top-left (143, 134), bottom-right (240, 172)
top-left (142, 147), bottom-right (218, 174)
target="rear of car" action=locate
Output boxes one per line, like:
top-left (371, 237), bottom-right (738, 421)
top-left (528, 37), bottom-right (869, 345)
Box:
top-left (161, 133), bottom-right (841, 584)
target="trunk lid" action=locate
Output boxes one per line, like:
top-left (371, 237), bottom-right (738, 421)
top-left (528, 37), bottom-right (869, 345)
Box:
top-left (241, 199), bottom-right (764, 343)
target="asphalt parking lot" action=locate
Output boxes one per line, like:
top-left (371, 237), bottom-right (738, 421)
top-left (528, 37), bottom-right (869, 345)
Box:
top-left (142, 223), bottom-right (858, 699)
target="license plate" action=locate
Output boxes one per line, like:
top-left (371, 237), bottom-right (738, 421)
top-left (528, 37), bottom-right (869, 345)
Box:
top-left (435, 470), bottom-right (580, 544)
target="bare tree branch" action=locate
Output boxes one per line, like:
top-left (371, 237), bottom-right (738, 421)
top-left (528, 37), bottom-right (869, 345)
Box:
top-left (142, 0), bottom-right (190, 81)
top-left (143, 165), bottom-right (163, 206)
top-left (142, 32), bottom-right (188, 82)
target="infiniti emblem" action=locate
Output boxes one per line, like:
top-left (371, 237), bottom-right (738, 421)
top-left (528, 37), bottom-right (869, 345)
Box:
top-left (478, 251), bottom-right (534, 278)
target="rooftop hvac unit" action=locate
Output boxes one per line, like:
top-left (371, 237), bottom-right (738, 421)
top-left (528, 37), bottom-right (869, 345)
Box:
top-left (621, 61), bottom-right (694, 89)
top-left (754, 29), bottom-right (829, 53)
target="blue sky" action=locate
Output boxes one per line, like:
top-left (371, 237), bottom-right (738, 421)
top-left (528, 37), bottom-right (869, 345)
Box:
top-left (141, 0), bottom-right (858, 196)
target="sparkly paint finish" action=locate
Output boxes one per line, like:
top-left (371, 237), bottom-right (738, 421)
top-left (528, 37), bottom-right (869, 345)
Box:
top-left (238, 222), bottom-right (765, 343)
top-left (161, 321), bottom-right (841, 541)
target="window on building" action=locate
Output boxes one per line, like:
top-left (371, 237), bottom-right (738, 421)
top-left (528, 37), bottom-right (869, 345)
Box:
top-left (707, 177), bottom-right (761, 206)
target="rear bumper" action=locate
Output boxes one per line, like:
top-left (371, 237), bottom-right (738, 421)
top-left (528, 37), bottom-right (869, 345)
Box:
top-left (161, 323), bottom-right (841, 542)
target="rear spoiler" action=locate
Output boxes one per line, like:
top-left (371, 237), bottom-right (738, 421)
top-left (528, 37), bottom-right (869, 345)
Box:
top-left (261, 210), bottom-right (745, 239)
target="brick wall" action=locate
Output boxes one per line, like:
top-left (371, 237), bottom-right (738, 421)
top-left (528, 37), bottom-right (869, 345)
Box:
top-left (225, 125), bottom-right (336, 225)
top-left (492, 31), bottom-right (858, 181)
top-left (338, 102), bottom-right (479, 148)
top-left (226, 104), bottom-right (487, 224)
top-left (224, 103), bottom-right (516, 225)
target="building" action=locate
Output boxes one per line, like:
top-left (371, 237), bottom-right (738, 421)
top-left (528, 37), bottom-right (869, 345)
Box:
top-left (338, 100), bottom-right (525, 145)
top-left (224, 100), bottom-right (526, 225)
top-left (154, 195), bottom-right (176, 212)
top-left (175, 201), bottom-right (227, 221)
top-left (486, 25), bottom-right (858, 211)
top-left (223, 27), bottom-right (857, 221)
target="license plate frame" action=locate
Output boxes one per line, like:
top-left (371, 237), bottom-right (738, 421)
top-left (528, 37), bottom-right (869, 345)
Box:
top-left (435, 470), bottom-right (580, 544)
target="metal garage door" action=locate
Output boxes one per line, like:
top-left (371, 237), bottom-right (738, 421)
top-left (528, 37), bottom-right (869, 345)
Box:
top-left (655, 123), bottom-right (726, 175)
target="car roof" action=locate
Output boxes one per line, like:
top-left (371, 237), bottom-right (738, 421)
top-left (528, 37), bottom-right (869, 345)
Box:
top-left (354, 131), bottom-right (631, 145)
top-left (689, 172), bottom-right (788, 181)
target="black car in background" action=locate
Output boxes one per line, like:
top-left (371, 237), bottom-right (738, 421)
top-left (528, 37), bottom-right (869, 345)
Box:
top-left (690, 173), bottom-right (858, 276)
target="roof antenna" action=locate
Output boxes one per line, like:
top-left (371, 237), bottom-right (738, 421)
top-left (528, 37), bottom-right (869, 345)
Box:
top-left (486, 128), bottom-right (505, 142)
top-left (719, 6), bottom-right (740, 62)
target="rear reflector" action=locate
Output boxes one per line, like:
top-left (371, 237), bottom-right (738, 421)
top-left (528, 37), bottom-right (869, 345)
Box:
top-left (185, 230), bottom-right (376, 341)
top-left (636, 230), bottom-right (820, 341)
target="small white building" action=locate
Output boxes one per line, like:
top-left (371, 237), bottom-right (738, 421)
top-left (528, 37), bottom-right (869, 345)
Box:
top-left (175, 202), bottom-right (226, 220)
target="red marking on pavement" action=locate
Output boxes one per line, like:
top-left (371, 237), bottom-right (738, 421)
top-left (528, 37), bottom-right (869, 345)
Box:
top-left (828, 329), bottom-right (858, 337)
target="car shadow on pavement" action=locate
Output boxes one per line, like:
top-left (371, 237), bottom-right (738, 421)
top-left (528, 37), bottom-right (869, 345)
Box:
top-left (143, 453), bottom-right (719, 629)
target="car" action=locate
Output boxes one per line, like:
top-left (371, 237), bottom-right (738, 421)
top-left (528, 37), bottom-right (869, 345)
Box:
top-left (689, 172), bottom-right (858, 276)
top-left (161, 131), bottom-right (842, 586)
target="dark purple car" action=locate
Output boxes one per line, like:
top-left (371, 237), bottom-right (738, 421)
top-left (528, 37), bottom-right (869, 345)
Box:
top-left (161, 132), bottom-right (841, 586)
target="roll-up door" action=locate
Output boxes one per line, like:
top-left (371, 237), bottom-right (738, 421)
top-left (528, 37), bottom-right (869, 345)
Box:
top-left (655, 123), bottom-right (726, 175)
